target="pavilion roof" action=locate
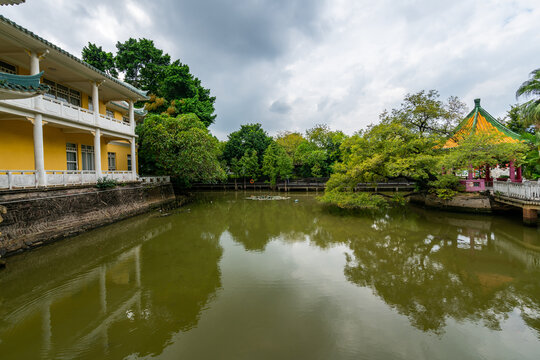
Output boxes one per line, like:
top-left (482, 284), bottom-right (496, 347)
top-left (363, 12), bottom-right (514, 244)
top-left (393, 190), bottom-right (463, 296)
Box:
top-left (442, 98), bottom-right (523, 149)
top-left (0, 71), bottom-right (49, 97)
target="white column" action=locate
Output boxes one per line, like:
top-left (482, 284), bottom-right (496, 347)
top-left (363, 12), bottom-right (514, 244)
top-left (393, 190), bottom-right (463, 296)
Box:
top-left (94, 128), bottom-right (102, 178)
top-left (92, 82), bottom-right (100, 124)
top-left (33, 114), bottom-right (47, 186)
top-left (128, 100), bottom-right (135, 130)
top-left (29, 52), bottom-right (40, 75)
top-left (29, 51), bottom-right (47, 186)
top-left (130, 137), bottom-right (137, 179)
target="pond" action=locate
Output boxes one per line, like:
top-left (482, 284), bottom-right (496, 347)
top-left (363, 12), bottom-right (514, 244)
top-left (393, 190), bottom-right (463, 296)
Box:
top-left (1, 192), bottom-right (539, 359)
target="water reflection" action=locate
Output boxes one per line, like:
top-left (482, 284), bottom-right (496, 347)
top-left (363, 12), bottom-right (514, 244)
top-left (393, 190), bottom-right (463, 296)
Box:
top-left (0, 211), bottom-right (223, 359)
top-left (0, 192), bottom-right (539, 359)
top-left (196, 193), bottom-right (540, 336)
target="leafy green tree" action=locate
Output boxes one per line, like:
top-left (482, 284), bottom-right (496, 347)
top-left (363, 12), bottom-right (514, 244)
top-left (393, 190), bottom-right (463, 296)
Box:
top-left (115, 38), bottom-right (171, 93)
top-left (275, 131), bottom-right (305, 165)
top-left (295, 141), bottom-right (329, 177)
top-left (223, 124), bottom-right (272, 168)
top-left (440, 133), bottom-right (529, 171)
top-left (516, 68), bottom-right (540, 130)
top-left (81, 43), bottom-right (118, 78)
top-left (305, 124), bottom-right (348, 164)
top-left (136, 113), bottom-right (225, 186)
top-left (381, 90), bottom-right (468, 136)
top-left (326, 122), bottom-right (442, 193)
top-left (503, 104), bottom-right (534, 134)
top-left (262, 142), bottom-right (293, 188)
top-left (239, 150), bottom-right (260, 180)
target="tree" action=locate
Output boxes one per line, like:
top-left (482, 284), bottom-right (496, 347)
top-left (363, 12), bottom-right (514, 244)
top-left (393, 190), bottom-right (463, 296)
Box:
top-left (516, 68), bottom-right (540, 130)
top-left (115, 38), bottom-right (171, 93)
top-left (223, 124), bottom-right (272, 168)
top-left (305, 124), bottom-right (348, 164)
top-left (440, 133), bottom-right (529, 172)
top-left (327, 122), bottom-right (442, 192)
top-left (136, 113), bottom-right (225, 186)
top-left (275, 131), bottom-right (305, 165)
top-left (503, 104), bottom-right (534, 135)
top-left (81, 43), bottom-right (118, 78)
top-left (262, 142), bottom-right (293, 188)
top-left (381, 90), bottom-right (468, 137)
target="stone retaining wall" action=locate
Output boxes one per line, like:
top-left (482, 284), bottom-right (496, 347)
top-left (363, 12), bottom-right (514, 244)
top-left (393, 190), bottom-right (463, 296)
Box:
top-left (0, 182), bottom-right (176, 257)
top-left (409, 193), bottom-right (493, 213)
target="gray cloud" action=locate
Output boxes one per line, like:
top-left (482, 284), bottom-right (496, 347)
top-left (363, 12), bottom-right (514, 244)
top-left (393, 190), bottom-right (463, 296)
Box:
top-left (2, 0), bottom-right (539, 140)
top-left (269, 99), bottom-right (292, 114)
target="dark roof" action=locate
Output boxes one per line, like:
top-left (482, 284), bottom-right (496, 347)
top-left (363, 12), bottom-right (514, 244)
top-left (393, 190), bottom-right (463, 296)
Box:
top-left (0, 71), bottom-right (49, 93)
top-left (0, 15), bottom-right (148, 100)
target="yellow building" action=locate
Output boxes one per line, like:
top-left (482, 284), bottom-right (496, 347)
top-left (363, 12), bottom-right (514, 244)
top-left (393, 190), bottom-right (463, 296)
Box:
top-left (0, 15), bottom-right (148, 189)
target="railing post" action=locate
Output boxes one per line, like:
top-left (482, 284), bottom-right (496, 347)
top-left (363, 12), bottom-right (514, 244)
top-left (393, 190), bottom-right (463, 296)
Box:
top-left (7, 171), bottom-right (13, 190)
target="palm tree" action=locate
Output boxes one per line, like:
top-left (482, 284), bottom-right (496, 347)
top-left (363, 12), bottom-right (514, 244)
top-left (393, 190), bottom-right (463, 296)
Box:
top-left (516, 68), bottom-right (540, 130)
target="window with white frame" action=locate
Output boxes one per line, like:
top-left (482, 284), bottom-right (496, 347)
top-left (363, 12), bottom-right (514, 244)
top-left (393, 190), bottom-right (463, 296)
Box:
top-left (66, 143), bottom-right (78, 170)
top-left (108, 152), bottom-right (116, 171)
top-left (43, 78), bottom-right (81, 106)
top-left (127, 154), bottom-right (132, 171)
top-left (122, 115), bottom-right (130, 124)
top-left (81, 145), bottom-right (95, 171)
top-left (106, 109), bottom-right (115, 118)
top-left (0, 60), bottom-right (16, 74)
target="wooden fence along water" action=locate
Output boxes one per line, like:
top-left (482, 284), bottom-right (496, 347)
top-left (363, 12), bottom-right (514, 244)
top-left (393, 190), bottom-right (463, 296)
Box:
top-left (191, 179), bottom-right (416, 192)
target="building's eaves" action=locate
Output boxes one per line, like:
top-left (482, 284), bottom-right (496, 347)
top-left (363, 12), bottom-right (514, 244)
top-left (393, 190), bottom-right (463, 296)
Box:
top-left (0, 15), bottom-right (148, 100)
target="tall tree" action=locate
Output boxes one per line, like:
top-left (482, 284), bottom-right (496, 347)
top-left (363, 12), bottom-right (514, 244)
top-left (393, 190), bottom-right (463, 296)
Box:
top-left (516, 68), bottom-right (540, 130)
top-left (381, 90), bottom-right (467, 137)
top-left (223, 124), bottom-right (272, 167)
top-left (81, 43), bottom-right (118, 78)
top-left (275, 131), bottom-right (305, 165)
top-left (115, 38), bottom-right (171, 93)
top-left (136, 113), bottom-right (225, 186)
top-left (262, 142), bottom-right (293, 188)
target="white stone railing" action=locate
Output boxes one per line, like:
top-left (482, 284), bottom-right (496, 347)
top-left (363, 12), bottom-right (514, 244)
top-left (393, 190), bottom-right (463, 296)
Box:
top-left (0, 97), bottom-right (133, 136)
top-left (0, 170), bottom-right (137, 189)
top-left (493, 180), bottom-right (540, 201)
top-left (140, 176), bottom-right (171, 184)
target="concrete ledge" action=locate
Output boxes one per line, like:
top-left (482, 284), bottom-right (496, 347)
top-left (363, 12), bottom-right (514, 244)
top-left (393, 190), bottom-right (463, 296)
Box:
top-left (409, 193), bottom-right (492, 213)
top-left (0, 182), bottom-right (176, 257)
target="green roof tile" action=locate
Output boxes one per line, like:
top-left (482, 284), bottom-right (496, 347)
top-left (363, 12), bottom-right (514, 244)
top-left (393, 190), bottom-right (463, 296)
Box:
top-left (0, 71), bottom-right (49, 93)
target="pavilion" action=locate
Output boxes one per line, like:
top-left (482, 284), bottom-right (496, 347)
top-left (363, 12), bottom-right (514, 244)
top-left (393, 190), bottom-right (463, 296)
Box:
top-left (442, 98), bottom-right (524, 191)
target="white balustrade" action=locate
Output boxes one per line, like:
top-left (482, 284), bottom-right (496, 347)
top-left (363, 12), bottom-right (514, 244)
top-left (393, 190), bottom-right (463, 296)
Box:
top-left (0, 97), bottom-right (133, 136)
top-left (0, 170), bottom-right (140, 189)
top-left (140, 176), bottom-right (171, 184)
top-left (493, 180), bottom-right (540, 201)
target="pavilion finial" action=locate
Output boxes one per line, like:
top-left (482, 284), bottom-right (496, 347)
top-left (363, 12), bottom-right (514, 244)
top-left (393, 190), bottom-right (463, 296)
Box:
top-left (474, 98), bottom-right (481, 108)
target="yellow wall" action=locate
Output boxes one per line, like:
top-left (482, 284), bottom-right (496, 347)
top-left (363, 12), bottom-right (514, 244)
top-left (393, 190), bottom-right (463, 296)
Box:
top-left (0, 120), bottom-right (136, 172)
top-left (0, 120), bottom-right (35, 169)
top-left (106, 142), bottom-right (132, 171)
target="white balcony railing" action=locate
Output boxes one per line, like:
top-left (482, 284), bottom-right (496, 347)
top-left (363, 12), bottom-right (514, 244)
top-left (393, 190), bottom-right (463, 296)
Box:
top-left (0, 97), bottom-right (133, 136)
top-left (0, 170), bottom-right (138, 190)
top-left (140, 176), bottom-right (171, 184)
top-left (493, 180), bottom-right (540, 201)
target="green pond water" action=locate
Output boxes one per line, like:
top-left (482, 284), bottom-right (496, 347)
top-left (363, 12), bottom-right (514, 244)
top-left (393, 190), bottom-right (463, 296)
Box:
top-left (1, 192), bottom-right (540, 359)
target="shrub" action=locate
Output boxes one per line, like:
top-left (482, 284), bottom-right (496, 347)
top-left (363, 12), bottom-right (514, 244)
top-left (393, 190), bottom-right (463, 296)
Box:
top-left (96, 177), bottom-right (118, 189)
top-left (318, 190), bottom-right (388, 210)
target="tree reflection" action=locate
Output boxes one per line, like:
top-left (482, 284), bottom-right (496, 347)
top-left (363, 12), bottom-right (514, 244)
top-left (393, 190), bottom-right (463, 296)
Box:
top-left (328, 207), bottom-right (540, 335)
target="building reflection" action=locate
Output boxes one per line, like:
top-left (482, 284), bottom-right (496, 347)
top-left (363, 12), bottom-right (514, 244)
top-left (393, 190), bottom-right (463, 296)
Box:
top-left (0, 209), bottom-right (224, 359)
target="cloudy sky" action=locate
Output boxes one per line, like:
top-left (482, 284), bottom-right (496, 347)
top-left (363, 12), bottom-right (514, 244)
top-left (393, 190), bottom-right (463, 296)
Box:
top-left (2, 0), bottom-right (539, 139)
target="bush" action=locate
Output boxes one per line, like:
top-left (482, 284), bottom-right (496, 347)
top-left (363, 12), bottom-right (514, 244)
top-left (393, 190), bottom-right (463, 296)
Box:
top-left (96, 177), bottom-right (118, 189)
top-left (428, 174), bottom-right (461, 199)
top-left (318, 190), bottom-right (388, 210)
